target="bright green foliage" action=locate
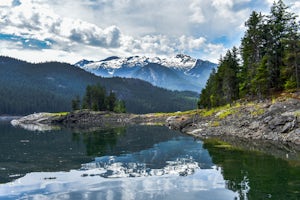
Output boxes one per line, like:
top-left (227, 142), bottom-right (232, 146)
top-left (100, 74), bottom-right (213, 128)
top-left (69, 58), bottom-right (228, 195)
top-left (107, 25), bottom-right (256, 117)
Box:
top-left (113, 100), bottom-right (126, 113)
top-left (199, 0), bottom-right (300, 108)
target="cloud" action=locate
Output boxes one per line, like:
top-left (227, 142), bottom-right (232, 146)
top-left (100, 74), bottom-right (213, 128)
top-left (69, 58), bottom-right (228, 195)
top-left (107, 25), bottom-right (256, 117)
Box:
top-left (0, 1), bottom-right (122, 49)
top-left (0, 0), bottom-right (13, 7)
top-left (203, 43), bottom-right (227, 62)
top-left (2, 0), bottom-right (296, 64)
top-left (189, 1), bottom-right (205, 24)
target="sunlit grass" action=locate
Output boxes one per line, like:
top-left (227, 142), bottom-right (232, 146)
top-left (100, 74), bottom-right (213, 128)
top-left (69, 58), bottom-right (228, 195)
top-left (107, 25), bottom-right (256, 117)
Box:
top-left (210, 121), bottom-right (220, 127)
top-left (154, 109), bottom-right (200, 117)
top-left (217, 109), bottom-right (234, 119)
top-left (200, 103), bottom-right (240, 119)
top-left (48, 112), bottom-right (69, 117)
top-left (251, 105), bottom-right (265, 117)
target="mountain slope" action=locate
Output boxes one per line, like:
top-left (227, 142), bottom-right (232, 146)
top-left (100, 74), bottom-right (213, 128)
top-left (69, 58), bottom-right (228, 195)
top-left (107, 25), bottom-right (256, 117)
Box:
top-left (0, 56), bottom-right (198, 115)
top-left (75, 54), bottom-right (217, 92)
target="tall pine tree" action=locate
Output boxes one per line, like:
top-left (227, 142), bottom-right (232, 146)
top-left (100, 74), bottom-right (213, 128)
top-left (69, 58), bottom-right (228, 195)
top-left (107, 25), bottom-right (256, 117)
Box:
top-left (240, 11), bottom-right (264, 97)
top-left (264, 0), bottom-right (297, 90)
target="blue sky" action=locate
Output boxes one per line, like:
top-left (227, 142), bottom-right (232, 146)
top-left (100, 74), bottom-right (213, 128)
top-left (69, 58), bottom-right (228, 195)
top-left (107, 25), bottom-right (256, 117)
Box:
top-left (0, 0), bottom-right (299, 63)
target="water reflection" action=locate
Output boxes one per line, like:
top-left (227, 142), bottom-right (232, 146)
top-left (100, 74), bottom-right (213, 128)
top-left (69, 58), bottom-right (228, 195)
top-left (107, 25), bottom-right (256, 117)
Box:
top-left (1, 122), bottom-right (299, 199)
top-left (203, 139), bottom-right (300, 200)
top-left (74, 127), bottom-right (126, 156)
top-left (71, 126), bottom-right (214, 178)
top-left (0, 124), bottom-right (238, 200)
top-left (81, 134), bottom-right (212, 178)
top-left (0, 167), bottom-right (237, 200)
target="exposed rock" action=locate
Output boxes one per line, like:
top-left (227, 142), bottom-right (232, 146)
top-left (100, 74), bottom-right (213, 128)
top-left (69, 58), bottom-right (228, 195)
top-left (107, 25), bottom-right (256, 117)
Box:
top-left (166, 116), bottom-right (193, 131)
top-left (167, 97), bottom-right (300, 148)
top-left (10, 97), bottom-right (300, 148)
top-left (285, 128), bottom-right (300, 145)
top-left (11, 110), bottom-right (169, 131)
top-left (249, 121), bottom-right (260, 130)
top-left (281, 121), bottom-right (294, 133)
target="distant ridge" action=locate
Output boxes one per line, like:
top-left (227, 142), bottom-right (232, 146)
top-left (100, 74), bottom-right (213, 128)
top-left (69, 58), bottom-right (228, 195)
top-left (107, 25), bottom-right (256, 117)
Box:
top-left (75, 54), bottom-right (217, 92)
top-left (0, 56), bottom-right (198, 115)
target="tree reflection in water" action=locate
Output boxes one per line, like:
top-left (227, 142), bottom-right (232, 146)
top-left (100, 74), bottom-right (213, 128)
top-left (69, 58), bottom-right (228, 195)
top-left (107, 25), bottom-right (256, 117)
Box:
top-left (203, 139), bottom-right (300, 200)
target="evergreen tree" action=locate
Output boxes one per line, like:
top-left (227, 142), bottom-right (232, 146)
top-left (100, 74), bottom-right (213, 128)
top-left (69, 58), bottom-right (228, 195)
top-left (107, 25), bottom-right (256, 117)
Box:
top-left (114, 100), bottom-right (126, 113)
top-left (252, 55), bottom-right (270, 98)
top-left (79, 84), bottom-right (126, 113)
top-left (240, 11), bottom-right (264, 97)
top-left (199, 0), bottom-right (299, 108)
top-left (82, 85), bottom-right (92, 109)
top-left (106, 91), bottom-right (117, 111)
top-left (222, 47), bottom-right (240, 104)
top-left (281, 21), bottom-right (300, 89)
top-left (71, 95), bottom-right (80, 111)
top-left (82, 84), bottom-right (106, 111)
top-left (198, 48), bottom-right (240, 108)
top-left (198, 68), bottom-right (221, 108)
top-left (264, 0), bottom-right (297, 90)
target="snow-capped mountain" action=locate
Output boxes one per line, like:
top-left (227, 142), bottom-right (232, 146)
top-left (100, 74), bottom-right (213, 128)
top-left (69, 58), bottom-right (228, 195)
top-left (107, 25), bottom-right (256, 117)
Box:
top-left (75, 54), bottom-right (217, 92)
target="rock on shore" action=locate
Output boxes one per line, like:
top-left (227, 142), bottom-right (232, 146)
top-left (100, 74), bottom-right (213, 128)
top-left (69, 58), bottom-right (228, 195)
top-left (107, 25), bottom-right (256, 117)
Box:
top-left (11, 110), bottom-right (168, 131)
top-left (166, 97), bottom-right (300, 147)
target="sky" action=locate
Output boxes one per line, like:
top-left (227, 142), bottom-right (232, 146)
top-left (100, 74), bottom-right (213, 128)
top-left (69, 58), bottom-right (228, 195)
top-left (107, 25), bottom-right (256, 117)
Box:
top-left (0, 0), bottom-right (299, 64)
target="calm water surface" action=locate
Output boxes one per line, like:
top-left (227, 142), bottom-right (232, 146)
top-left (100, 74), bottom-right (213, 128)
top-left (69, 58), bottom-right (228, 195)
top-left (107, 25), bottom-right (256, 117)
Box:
top-left (0, 120), bottom-right (299, 200)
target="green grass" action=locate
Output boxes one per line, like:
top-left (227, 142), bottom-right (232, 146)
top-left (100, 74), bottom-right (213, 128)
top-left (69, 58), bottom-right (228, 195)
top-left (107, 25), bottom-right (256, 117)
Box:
top-left (294, 111), bottom-right (300, 117)
top-left (217, 109), bottom-right (234, 119)
top-left (154, 109), bottom-right (200, 117)
top-left (251, 105), bottom-right (265, 116)
top-left (210, 121), bottom-right (220, 127)
top-left (48, 112), bottom-right (69, 117)
top-left (200, 103), bottom-right (240, 119)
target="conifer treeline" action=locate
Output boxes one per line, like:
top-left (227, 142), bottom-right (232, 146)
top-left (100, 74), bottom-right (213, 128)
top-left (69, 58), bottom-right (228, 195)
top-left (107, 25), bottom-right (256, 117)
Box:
top-left (198, 0), bottom-right (300, 108)
top-left (72, 84), bottom-right (126, 113)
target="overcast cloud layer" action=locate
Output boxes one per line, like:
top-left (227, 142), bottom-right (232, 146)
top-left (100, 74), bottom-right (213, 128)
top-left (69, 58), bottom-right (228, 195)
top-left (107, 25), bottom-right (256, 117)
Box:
top-left (0, 0), bottom-right (299, 63)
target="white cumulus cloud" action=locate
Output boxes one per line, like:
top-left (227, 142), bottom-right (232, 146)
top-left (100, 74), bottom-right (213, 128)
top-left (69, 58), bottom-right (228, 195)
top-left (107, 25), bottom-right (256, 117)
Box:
top-left (1, 0), bottom-right (296, 63)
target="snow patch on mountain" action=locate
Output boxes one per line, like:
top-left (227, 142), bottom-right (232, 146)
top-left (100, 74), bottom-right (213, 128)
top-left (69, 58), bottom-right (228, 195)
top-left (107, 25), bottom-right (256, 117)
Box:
top-left (74, 54), bottom-right (217, 92)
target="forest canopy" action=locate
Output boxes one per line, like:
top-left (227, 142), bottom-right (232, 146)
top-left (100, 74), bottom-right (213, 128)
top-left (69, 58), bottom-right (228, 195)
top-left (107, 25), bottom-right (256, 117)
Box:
top-left (198, 0), bottom-right (300, 108)
top-left (72, 84), bottom-right (126, 113)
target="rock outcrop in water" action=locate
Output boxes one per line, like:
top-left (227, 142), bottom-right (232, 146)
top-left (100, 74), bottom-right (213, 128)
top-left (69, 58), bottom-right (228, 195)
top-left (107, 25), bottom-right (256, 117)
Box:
top-left (166, 96), bottom-right (300, 148)
top-left (11, 110), bottom-right (168, 131)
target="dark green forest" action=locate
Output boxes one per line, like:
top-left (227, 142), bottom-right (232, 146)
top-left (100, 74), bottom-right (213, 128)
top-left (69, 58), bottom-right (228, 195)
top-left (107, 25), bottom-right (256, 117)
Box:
top-left (76, 84), bottom-right (126, 113)
top-left (198, 0), bottom-right (300, 108)
top-left (0, 56), bottom-right (198, 115)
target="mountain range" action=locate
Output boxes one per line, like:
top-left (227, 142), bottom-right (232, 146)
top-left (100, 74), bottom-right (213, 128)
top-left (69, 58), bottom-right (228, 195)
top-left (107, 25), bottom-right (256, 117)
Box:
top-left (0, 56), bottom-right (198, 115)
top-left (75, 54), bottom-right (217, 92)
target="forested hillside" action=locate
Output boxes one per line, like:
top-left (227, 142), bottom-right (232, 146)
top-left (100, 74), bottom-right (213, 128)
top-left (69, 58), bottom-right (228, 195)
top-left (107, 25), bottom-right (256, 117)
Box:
top-left (198, 0), bottom-right (299, 108)
top-left (0, 56), bottom-right (198, 115)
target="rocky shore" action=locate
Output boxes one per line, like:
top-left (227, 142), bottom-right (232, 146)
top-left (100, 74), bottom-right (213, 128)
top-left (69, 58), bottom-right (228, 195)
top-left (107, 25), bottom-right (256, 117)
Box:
top-left (11, 110), bottom-right (168, 131)
top-left (11, 95), bottom-right (300, 149)
top-left (166, 96), bottom-right (300, 149)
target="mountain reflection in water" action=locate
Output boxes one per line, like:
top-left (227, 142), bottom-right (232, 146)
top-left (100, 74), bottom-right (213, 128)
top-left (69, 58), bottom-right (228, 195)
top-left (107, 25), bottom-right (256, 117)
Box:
top-left (0, 122), bottom-right (299, 199)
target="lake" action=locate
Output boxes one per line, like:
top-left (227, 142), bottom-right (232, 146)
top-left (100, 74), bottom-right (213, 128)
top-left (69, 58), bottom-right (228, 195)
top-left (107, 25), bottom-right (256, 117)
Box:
top-left (0, 120), bottom-right (299, 200)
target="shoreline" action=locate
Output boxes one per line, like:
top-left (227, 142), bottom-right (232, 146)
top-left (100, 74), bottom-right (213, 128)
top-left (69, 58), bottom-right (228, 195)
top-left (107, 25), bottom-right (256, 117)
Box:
top-left (166, 96), bottom-right (300, 150)
top-left (0, 116), bottom-right (22, 121)
top-left (10, 96), bottom-right (300, 149)
top-left (10, 110), bottom-right (169, 132)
